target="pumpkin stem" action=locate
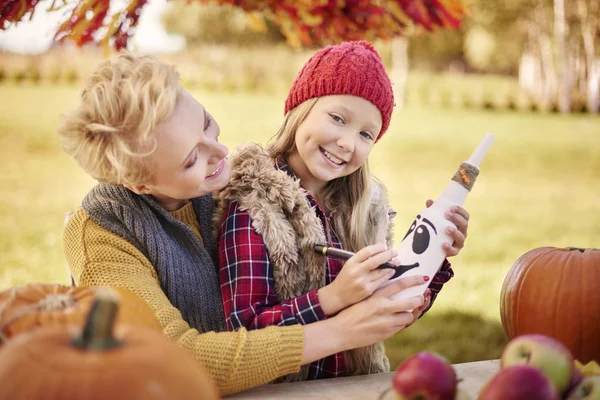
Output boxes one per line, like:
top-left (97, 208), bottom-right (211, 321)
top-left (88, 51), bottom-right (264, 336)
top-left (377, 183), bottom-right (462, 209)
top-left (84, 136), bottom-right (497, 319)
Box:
top-left (72, 288), bottom-right (122, 350)
top-left (567, 247), bottom-right (599, 252)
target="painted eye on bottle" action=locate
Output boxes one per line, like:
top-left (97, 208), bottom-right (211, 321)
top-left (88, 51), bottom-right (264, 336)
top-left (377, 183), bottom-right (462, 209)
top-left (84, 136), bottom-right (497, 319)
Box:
top-left (403, 220), bottom-right (417, 240)
top-left (412, 225), bottom-right (430, 254)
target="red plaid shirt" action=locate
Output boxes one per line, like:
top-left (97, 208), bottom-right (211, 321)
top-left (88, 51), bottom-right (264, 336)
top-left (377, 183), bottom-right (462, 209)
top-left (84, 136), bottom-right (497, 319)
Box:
top-left (219, 190), bottom-right (347, 379)
top-left (218, 164), bottom-right (453, 380)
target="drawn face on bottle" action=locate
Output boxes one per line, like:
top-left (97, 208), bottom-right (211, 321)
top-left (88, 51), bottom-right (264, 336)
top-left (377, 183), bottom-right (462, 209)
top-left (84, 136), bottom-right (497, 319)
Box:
top-left (387, 213), bottom-right (440, 280)
top-left (402, 214), bottom-right (438, 255)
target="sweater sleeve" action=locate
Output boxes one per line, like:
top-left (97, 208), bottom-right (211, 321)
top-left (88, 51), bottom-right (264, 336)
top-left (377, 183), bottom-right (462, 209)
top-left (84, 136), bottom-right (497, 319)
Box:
top-left (63, 208), bottom-right (304, 396)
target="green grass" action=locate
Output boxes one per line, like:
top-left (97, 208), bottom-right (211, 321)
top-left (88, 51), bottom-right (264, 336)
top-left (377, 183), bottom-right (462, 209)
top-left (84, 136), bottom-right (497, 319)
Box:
top-left (1, 83), bottom-right (599, 368)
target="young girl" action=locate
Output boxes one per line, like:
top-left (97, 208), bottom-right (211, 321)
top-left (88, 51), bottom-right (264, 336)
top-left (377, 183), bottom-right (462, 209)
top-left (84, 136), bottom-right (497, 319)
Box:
top-left (216, 41), bottom-right (469, 382)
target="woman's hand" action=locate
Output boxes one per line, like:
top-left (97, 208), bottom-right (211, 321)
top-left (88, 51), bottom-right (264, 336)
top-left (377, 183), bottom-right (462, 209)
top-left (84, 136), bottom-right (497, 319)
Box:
top-left (301, 274), bottom-right (426, 365)
top-left (318, 243), bottom-right (396, 316)
top-left (333, 275), bottom-right (427, 350)
top-left (408, 288), bottom-right (431, 323)
top-left (425, 200), bottom-right (470, 257)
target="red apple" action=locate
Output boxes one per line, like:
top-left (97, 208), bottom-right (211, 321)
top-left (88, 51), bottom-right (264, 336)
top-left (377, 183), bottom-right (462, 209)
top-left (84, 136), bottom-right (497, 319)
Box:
top-left (392, 352), bottom-right (457, 400)
top-left (565, 377), bottom-right (600, 400)
top-left (479, 365), bottom-right (560, 400)
top-left (501, 334), bottom-right (574, 392)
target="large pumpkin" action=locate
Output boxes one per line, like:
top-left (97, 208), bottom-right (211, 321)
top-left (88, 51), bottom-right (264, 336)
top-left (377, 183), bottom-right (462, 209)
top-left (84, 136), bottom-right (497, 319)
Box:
top-left (0, 289), bottom-right (219, 400)
top-left (0, 284), bottom-right (161, 345)
top-left (500, 247), bottom-right (600, 363)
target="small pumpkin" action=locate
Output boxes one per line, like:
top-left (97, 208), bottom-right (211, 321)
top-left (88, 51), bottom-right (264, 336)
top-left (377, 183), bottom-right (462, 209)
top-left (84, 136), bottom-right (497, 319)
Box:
top-left (0, 284), bottom-right (161, 345)
top-left (0, 289), bottom-right (220, 400)
top-left (500, 247), bottom-right (600, 363)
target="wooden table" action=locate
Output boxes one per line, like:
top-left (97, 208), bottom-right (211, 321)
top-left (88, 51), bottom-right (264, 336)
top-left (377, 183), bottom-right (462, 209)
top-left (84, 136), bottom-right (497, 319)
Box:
top-left (227, 359), bottom-right (500, 399)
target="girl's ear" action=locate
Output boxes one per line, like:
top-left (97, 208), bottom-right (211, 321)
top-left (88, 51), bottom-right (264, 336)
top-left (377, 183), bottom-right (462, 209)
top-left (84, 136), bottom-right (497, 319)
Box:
top-left (123, 184), bottom-right (153, 195)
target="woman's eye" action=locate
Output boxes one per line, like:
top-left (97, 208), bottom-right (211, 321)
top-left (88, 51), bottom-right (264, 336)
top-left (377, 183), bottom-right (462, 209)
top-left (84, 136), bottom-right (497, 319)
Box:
top-left (185, 153), bottom-right (199, 169)
top-left (204, 116), bottom-right (212, 130)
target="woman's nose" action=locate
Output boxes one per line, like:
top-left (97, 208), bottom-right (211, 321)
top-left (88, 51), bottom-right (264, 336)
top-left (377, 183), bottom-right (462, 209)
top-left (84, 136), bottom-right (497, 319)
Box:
top-left (205, 139), bottom-right (228, 161)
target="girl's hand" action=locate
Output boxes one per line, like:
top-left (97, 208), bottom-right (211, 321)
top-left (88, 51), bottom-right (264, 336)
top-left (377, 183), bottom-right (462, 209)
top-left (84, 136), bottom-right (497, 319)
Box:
top-left (318, 243), bottom-right (396, 316)
top-left (425, 200), bottom-right (470, 257)
top-left (333, 275), bottom-right (427, 350)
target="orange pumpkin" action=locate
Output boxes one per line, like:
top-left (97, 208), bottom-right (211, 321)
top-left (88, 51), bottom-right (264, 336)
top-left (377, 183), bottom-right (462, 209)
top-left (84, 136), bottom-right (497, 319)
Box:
top-left (0, 289), bottom-right (219, 400)
top-left (500, 247), bottom-right (600, 363)
top-left (0, 284), bottom-right (161, 345)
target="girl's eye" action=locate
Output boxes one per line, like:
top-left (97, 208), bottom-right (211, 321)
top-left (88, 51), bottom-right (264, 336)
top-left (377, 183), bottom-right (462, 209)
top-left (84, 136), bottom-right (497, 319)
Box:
top-left (330, 114), bottom-right (344, 124)
top-left (204, 116), bottom-right (212, 130)
top-left (185, 153), bottom-right (199, 169)
top-left (360, 131), bottom-right (374, 140)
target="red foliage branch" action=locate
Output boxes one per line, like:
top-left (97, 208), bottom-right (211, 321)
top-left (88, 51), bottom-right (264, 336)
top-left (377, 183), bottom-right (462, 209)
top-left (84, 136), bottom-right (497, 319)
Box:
top-left (1, 0), bottom-right (467, 50)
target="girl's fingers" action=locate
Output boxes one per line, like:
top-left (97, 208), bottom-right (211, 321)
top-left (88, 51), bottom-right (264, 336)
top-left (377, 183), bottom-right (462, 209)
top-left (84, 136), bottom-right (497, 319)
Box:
top-left (450, 205), bottom-right (470, 221)
top-left (445, 227), bottom-right (465, 249)
top-left (370, 269), bottom-right (395, 288)
top-left (442, 242), bottom-right (460, 256)
top-left (363, 249), bottom-right (398, 272)
top-left (351, 243), bottom-right (388, 264)
top-left (445, 212), bottom-right (468, 234)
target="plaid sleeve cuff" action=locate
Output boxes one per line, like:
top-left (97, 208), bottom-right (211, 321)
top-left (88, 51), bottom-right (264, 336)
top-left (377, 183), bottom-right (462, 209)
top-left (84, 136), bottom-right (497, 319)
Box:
top-left (292, 289), bottom-right (327, 324)
top-left (420, 259), bottom-right (454, 318)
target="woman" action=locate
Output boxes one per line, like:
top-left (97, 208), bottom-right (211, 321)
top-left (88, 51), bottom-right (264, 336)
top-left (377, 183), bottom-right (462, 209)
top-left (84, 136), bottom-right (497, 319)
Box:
top-left (59, 52), bottom-right (427, 397)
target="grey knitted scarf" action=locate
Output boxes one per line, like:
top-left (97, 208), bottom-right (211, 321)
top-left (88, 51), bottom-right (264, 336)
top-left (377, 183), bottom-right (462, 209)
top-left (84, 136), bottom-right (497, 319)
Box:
top-left (82, 183), bottom-right (227, 333)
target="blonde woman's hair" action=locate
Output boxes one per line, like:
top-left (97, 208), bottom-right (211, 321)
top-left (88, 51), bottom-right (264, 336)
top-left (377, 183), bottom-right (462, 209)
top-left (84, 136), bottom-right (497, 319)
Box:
top-left (57, 51), bottom-right (182, 186)
top-left (267, 98), bottom-right (374, 253)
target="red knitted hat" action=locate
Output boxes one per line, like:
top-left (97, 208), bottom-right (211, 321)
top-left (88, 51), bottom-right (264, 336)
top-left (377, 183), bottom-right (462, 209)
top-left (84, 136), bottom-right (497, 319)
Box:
top-left (284, 41), bottom-right (394, 142)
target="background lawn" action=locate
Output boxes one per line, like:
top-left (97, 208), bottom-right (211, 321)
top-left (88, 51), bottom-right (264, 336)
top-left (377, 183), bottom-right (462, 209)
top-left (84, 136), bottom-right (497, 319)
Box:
top-left (1, 82), bottom-right (598, 368)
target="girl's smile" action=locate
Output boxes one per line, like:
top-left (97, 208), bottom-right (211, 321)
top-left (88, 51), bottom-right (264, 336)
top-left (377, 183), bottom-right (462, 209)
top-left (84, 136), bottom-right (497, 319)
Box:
top-left (319, 147), bottom-right (347, 167)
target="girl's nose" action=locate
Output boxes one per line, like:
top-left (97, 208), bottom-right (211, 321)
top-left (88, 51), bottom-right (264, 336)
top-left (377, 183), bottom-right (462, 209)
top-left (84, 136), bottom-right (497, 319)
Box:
top-left (336, 133), bottom-right (355, 153)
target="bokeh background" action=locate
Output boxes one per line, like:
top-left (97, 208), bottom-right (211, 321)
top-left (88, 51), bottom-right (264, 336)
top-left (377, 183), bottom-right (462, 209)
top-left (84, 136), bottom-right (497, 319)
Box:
top-left (1, 0), bottom-right (599, 369)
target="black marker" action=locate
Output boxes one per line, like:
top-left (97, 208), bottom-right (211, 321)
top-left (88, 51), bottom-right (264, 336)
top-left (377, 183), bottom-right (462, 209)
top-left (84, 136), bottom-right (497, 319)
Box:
top-left (313, 244), bottom-right (419, 280)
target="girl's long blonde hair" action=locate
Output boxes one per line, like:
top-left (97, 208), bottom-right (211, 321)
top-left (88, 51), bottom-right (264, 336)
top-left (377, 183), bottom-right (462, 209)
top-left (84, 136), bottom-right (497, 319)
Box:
top-left (268, 98), bottom-right (386, 375)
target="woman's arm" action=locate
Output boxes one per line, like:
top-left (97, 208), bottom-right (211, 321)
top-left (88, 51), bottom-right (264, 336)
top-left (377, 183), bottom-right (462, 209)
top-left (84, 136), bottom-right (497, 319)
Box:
top-left (218, 201), bottom-right (328, 330)
top-left (64, 209), bottom-right (304, 396)
top-left (65, 208), bottom-right (426, 395)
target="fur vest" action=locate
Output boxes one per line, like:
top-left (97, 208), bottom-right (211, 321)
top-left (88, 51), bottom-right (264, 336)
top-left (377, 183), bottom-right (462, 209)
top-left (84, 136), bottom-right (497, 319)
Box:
top-left (214, 144), bottom-right (395, 382)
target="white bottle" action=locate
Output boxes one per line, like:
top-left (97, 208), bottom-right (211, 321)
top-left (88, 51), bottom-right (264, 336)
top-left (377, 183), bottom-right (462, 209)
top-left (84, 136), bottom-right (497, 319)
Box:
top-left (386, 133), bottom-right (495, 300)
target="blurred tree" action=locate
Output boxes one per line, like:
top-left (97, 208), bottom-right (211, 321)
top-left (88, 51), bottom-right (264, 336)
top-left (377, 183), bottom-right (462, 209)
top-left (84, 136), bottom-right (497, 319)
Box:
top-left (161, 1), bottom-right (285, 46)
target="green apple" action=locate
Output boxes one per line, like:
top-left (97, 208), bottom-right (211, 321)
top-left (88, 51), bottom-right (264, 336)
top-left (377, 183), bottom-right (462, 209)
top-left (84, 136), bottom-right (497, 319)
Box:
top-left (501, 334), bottom-right (574, 393)
top-left (566, 377), bottom-right (600, 400)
